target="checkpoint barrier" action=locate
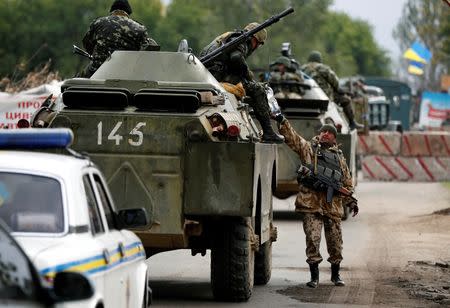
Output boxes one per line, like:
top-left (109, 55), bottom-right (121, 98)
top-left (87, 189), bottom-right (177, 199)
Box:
top-left (357, 131), bottom-right (401, 156)
top-left (362, 155), bottom-right (450, 182)
top-left (401, 131), bottom-right (450, 157)
top-left (358, 131), bottom-right (450, 182)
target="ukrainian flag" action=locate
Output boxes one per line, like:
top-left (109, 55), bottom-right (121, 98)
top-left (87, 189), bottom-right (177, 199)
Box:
top-left (0, 184), bottom-right (10, 207)
top-left (408, 60), bottom-right (425, 76)
top-left (403, 41), bottom-right (432, 64)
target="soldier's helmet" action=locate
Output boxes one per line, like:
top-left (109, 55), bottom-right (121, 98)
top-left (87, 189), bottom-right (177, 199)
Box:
top-left (308, 50), bottom-right (322, 63)
top-left (110, 0), bottom-right (132, 15)
top-left (244, 22), bottom-right (268, 45)
top-left (275, 56), bottom-right (291, 68)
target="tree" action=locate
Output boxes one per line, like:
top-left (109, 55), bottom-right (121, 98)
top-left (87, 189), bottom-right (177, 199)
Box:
top-left (319, 12), bottom-right (391, 77)
top-left (0, 0), bottom-right (391, 83)
top-left (393, 0), bottom-right (450, 90)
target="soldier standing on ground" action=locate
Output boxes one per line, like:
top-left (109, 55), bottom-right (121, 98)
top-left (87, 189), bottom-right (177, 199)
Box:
top-left (273, 113), bottom-right (359, 288)
top-left (301, 51), bottom-right (364, 130)
top-left (80, 0), bottom-right (158, 77)
top-left (200, 23), bottom-right (284, 143)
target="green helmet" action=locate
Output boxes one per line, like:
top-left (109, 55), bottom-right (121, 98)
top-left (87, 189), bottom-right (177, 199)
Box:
top-left (244, 22), bottom-right (268, 44)
top-left (308, 50), bottom-right (322, 63)
top-left (275, 56), bottom-right (291, 67)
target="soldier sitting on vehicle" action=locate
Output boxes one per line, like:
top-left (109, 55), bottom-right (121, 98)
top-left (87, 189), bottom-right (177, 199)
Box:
top-left (269, 56), bottom-right (303, 99)
top-left (273, 113), bottom-right (359, 288)
top-left (80, 0), bottom-right (159, 78)
top-left (200, 23), bottom-right (284, 144)
top-left (301, 51), bottom-right (364, 130)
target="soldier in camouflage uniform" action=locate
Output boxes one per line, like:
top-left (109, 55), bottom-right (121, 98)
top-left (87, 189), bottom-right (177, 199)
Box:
top-left (281, 42), bottom-right (301, 74)
top-left (200, 23), bottom-right (284, 143)
top-left (80, 0), bottom-right (158, 78)
top-left (273, 113), bottom-right (359, 288)
top-left (301, 51), bottom-right (364, 130)
top-left (269, 56), bottom-right (303, 99)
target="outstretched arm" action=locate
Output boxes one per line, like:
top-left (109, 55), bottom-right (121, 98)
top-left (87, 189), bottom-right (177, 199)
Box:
top-left (278, 119), bottom-right (311, 162)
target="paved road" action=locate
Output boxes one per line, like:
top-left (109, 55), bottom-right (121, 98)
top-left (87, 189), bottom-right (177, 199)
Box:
top-left (147, 181), bottom-right (450, 307)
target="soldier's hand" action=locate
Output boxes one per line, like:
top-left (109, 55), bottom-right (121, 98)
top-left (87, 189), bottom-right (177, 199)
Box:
top-left (349, 201), bottom-right (359, 217)
top-left (272, 113), bottom-right (286, 124)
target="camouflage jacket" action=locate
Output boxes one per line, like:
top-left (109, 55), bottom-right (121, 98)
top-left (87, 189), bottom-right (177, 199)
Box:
top-left (82, 10), bottom-right (156, 71)
top-left (269, 71), bottom-right (302, 82)
top-left (200, 31), bottom-right (254, 84)
top-left (279, 120), bottom-right (354, 220)
top-left (269, 71), bottom-right (303, 98)
top-left (301, 62), bottom-right (339, 102)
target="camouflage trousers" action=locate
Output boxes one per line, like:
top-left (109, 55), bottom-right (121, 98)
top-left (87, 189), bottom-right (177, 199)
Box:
top-left (243, 80), bottom-right (271, 119)
top-left (302, 212), bottom-right (343, 265)
top-left (218, 73), bottom-right (271, 119)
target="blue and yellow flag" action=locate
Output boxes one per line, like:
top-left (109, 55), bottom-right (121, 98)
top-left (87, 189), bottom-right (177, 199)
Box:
top-left (407, 60), bottom-right (425, 76)
top-left (0, 183), bottom-right (10, 207)
top-left (403, 41), bottom-right (432, 64)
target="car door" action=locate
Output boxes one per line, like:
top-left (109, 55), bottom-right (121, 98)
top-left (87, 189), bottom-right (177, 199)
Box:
top-left (81, 173), bottom-right (108, 304)
top-left (89, 171), bottom-right (132, 308)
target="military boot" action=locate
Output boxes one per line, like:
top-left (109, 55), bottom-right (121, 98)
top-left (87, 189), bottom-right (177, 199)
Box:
top-left (342, 103), bottom-right (364, 130)
top-left (306, 263), bottom-right (319, 288)
top-left (331, 263), bottom-right (345, 286)
top-left (257, 115), bottom-right (285, 144)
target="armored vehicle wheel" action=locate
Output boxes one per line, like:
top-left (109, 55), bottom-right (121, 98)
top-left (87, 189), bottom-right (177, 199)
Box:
top-left (211, 217), bottom-right (255, 302)
top-left (254, 241), bottom-right (272, 285)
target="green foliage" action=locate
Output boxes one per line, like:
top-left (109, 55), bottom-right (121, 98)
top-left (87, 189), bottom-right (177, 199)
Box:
top-left (0, 0), bottom-right (391, 80)
top-left (319, 13), bottom-right (390, 77)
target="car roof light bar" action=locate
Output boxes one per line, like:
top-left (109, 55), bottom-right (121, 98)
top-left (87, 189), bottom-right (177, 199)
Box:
top-left (0, 128), bottom-right (74, 149)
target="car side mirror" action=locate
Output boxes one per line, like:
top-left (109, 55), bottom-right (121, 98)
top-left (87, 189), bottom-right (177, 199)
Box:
top-left (52, 271), bottom-right (94, 302)
top-left (117, 208), bottom-right (149, 229)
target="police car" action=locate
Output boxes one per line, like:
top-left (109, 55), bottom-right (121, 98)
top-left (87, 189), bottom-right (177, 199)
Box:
top-left (0, 129), bottom-right (151, 307)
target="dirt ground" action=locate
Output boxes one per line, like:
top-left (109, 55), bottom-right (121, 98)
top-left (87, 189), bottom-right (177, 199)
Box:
top-left (278, 181), bottom-right (450, 307)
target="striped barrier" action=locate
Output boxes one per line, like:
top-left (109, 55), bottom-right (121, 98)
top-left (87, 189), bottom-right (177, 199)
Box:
top-left (401, 131), bottom-right (450, 157)
top-left (357, 131), bottom-right (401, 156)
top-left (362, 155), bottom-right (450, 182)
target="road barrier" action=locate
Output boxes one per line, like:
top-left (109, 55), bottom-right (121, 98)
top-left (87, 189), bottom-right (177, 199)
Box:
top-left (359, 131), bottom-right (450, 182)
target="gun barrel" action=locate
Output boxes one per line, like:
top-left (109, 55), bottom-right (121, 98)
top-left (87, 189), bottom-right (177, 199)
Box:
top-left (200, 7), bottom-right (294, 66)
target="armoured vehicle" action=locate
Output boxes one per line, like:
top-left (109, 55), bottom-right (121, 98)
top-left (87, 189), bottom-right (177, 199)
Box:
top-left (268, 72), bottom-right (357, 218)
top-left (34, 49), bottom-right (278, 302)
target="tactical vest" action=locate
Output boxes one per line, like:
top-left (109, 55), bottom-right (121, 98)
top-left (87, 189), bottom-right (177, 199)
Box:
top-left (298, 143), bottom-right (343, 191)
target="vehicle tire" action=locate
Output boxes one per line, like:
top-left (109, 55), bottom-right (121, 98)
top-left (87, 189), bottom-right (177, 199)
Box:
top-left (211, 217), bottom-right (254, 302)
top-left (254, 240), bottom-right (272, 285)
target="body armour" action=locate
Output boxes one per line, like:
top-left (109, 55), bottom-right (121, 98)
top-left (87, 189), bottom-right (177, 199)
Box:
top-left (298, 143), bottom-right (343, 191)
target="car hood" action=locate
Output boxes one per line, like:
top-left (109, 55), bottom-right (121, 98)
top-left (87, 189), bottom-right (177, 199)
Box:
top-left (15, 236), bottom-right (65, 264)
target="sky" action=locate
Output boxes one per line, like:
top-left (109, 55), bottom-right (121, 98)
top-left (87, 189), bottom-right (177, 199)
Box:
top-left (330, 0), bottom-right (409, 62)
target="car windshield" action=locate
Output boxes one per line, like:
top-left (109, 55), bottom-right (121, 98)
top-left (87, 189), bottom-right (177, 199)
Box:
top-left (0, 172), bottom-right (64, 233)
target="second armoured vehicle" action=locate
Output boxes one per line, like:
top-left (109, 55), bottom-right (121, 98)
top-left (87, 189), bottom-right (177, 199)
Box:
top-left (35, 49), bottom-right (278, 302)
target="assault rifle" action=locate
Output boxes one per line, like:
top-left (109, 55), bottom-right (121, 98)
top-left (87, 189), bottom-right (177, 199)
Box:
top-left (199, 7), bottom-right (294, 66)
top-left (297, 164), bottom-right (357, 204)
